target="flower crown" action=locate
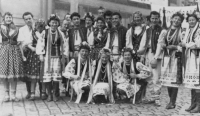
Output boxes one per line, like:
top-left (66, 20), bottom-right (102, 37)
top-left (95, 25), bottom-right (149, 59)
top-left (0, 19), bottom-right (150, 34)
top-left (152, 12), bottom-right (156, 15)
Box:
top-left (99, 47), bottom-right (111, 56)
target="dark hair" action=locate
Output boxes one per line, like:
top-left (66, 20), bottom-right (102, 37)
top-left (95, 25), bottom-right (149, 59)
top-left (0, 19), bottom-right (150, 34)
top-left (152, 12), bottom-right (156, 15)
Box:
top-left (84, 12), bottom-right (95, 23)
top-left (150, 11), bottom-right (160, 18)
top-left (186, 13), bottom-right (198, 22)
top-left (47, 14), bottom-right (60, 26)
top-left (172, 12), bottom-right (184, 23)
top-left (64, 13), bottom-right (70, 20)
top-left (3, 12), bottom-right (12, 18)
top-left (22, 12), bottom-right (34, 19)
top-left (70, 12), bottom-right (80, 20)
top-left (35, 19), bottom-right (46, 31)
top-left (3, 12), bottom-right (16, 29)
top-left (122, 48), bottom-right (132, 55)
top-left (104, 10), bottom-right (112, 18)
top-left (98, 6), bottom-right (105, 10)
top-left (96, 16), bottom-right (105, 24)
top-left (146, 15), bottom-right (150, 22)
top-left (112, 12), bottom-right (122, 19)
top-left (79, 43), bottom-right (90, 51)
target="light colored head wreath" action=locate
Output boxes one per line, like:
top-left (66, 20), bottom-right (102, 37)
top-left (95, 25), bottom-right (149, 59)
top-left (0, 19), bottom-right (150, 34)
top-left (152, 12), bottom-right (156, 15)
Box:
top-left (98, 48), bottom-right (111, 59)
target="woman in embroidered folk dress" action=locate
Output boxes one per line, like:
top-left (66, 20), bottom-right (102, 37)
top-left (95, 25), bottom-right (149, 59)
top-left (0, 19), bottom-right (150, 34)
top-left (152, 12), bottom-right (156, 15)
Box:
top-left (112, 48), bottom-right (151, 103)
top-left (63, 43), bottom-right (92, 103)
top-left (91, 17), bottom-right (107, 60)
top-left (87, 48), bottom-right (114, 104)
top-left (154, 12), bottom-right (184, 109)
top-left (24, 19), bottom-right (46, 100)
top-left (126, 11), bottom-right (147, 62)
top-left (0, 12), bottom-right (26, 102)
top-left (182, 14), bottom-right (200, 113)
top-left (126, 11), bottom-right (148, 102)
top-left (37, 14), bottom-right (65, 102)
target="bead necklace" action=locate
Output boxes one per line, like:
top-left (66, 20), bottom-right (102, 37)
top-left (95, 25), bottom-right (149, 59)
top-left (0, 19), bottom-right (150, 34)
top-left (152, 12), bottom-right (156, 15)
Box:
top-left (51, 30), bottom-right (57, 45)
top-left (166, 29), bottom-right (177, 44)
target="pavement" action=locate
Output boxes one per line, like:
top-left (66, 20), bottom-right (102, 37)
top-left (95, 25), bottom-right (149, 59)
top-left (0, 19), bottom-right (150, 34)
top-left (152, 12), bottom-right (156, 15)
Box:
top-left (0, 82), bottom-right (200, 116)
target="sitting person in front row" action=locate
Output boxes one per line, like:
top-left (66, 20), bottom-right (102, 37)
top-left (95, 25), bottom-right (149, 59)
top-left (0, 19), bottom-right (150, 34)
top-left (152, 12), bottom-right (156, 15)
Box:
top-left (112, 48), bottom-right (151, 103)
top-left (63, 42), bottom-right (92, 103)
top-left (87, 48), bottom-right (115, 104)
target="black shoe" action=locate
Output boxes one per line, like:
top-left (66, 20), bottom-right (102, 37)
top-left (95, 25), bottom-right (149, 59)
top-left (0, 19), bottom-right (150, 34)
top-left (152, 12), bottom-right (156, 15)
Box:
top-left (166, 102), bottom-right (175, 109)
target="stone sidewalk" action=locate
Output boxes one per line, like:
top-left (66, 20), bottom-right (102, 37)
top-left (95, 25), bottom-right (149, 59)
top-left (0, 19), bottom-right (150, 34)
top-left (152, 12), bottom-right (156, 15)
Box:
top-left (0, 82), bottom-right (200, 116)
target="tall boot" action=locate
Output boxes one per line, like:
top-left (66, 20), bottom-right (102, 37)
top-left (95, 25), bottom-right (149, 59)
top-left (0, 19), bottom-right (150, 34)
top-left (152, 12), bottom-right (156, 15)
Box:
top-left (166, 87), bottom-right (178, 109)
top-left (190, 92), bottom-right (200, 113)
top-left (166, 87), bottom-right (173, 109)
top-left (25, 81), bottom-right (31, 99)
top-left (53, 81), bottom-right (59, 102)
top-left (185, 89), bottom-right (196, 112)
top-left (41, 83), bottom-right (47, 100)
top-left (38, 82), bottom-right (42, 97)
top-left (46, 82), bottom-right (53, 102)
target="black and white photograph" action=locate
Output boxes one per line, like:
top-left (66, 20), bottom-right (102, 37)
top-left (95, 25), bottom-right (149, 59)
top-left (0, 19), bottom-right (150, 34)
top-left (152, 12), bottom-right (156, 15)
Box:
top-left (0, 0), bottom-right (200, 116)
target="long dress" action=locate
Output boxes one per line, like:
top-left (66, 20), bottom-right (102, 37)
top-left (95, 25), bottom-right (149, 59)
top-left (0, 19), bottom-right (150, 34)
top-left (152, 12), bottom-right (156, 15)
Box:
top-left (0, 25), bottom-right (24, 81)
top-left (183, 23), bottom-right (200, 89)
top-left (159, 29), bottom-right (183, 87)
top-left (36, 29), bottom-right (63, 82)
top-left (24, 31), bottom-right (41, 82)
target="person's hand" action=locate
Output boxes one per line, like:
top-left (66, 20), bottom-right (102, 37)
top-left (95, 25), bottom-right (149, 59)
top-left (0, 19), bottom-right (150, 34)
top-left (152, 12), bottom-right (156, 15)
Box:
top-left (31, 47), bottom-right (36, 52)
top-left (161, 44), bottom-right (166, 48)
top-left (179, 42), bottom-right (186, 47)
top-left (22, 56), bottom-right (27, 61)
top-left (130, 73), bottom-right (137, 79)
top-left (167, 45), bottom-right (177, 50)
top-left (140, 57), bottom-right (145, 64)
top-left (124, 74), bottom-right (129, 79)
top-left (74, 75), bottom-right (81, 80)
top-left (39, 55), bottom-right (44, 62)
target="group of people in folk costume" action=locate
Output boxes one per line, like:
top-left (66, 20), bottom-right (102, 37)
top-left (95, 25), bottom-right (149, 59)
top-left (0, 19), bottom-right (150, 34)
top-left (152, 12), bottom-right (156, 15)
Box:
top-left (1, 6), bottom-right (200, 113)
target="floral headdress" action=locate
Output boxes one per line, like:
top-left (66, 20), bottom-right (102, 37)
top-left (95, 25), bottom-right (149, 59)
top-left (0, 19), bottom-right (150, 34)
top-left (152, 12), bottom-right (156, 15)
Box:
top-left (79, 41), bottom-right (90, 51)
top-left (47, 14), bottom-right (60, 26)
top-left (99, 48), bottom-right (111, 57)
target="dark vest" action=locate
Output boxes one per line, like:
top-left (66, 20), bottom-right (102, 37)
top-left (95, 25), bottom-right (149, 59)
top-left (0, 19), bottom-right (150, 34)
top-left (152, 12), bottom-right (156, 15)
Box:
top-left (145, 25), bottom-right (162, 53)
top-left (44, 29), bottom-right (62, 56)
top-left (109, 25), bottom-right (127, 52)
top-left (68, 27), bottom-right (87, 52)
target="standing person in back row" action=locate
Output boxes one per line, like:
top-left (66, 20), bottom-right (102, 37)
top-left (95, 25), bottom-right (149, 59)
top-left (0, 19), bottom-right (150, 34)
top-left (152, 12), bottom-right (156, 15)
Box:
top-left (68, 12), bottom-right (87, 59)
top-left (18, 12), bottom-right (41, 100)
top-left (0, 12), bottom-right (26, 102)
top-left (137, 11), bottom-right (163, 106)
top-left (105, 12), bottom-right (127, 62)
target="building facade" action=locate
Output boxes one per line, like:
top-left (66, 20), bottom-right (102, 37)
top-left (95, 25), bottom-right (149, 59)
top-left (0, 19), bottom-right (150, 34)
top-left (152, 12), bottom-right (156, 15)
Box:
top-left (0, 0), bottom-right (151, 27)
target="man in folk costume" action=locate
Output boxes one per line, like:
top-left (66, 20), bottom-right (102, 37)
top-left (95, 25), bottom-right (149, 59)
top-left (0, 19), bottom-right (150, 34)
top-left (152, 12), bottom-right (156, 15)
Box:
top-left (37, 14), bottom-right (66, 102)
top-left (137, 11), bottom-right (163, 106)
top-left (68, 12), bottom-right (87, 59)
top-left (58, 19), bottom-right (70, 95)
top-left (63, 43), bottom-right (92, 103)
top-left (87, 48), bottom-right (114, 104)
top-left (105, 12), bottom-right (127, 62)
top-left (103, 10), bottom-right (113, 29)
top-left (18, 12), bottom-right (39, 99)
top-left (154, 12), bottom-right (184, 109)
top-left (112, 48), bottom-right (151, 103)
top-left (84, 12), bottom-right (95, 47)
top-left (182, 13), bottom-right (200, 113)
